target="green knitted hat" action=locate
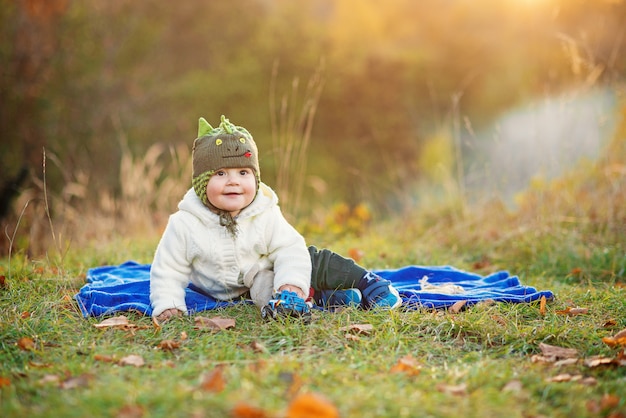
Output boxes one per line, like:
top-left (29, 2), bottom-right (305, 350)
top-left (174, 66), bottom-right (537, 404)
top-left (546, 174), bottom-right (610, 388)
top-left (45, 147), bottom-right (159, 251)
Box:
top-left (191, 115), bottom-right (260, 208)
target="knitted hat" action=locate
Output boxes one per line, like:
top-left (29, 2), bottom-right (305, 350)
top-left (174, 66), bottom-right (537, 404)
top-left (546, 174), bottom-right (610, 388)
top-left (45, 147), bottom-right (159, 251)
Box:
top-left (191, 115), bottom-right (260, 208)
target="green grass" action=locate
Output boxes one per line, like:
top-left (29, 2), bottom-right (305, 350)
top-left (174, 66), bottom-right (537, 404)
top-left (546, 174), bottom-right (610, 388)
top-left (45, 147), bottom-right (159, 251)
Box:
top-left (1, 130), bottom-right (625, 417)
top-left (1, 220), bottom-right (624, 417)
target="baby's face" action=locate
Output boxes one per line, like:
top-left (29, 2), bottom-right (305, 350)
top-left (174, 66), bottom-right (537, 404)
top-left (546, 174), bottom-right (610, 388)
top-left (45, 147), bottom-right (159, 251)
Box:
top-left (206, 167), bottom-right (256, 216)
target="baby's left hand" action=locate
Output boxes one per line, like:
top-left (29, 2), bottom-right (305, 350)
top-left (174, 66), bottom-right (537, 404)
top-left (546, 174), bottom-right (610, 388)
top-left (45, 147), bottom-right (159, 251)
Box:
top-left (278, 284), bottom-right (306, 299)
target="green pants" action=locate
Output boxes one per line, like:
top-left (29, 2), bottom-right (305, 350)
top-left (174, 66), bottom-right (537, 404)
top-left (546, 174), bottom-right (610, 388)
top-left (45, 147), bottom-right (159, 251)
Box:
top-left (308, 246), bottom-right (367, 291)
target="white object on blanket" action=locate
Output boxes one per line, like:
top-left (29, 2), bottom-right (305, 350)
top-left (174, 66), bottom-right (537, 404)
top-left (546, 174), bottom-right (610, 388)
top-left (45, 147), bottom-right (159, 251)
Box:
top-left (418, 276), bottom-right (465, 294)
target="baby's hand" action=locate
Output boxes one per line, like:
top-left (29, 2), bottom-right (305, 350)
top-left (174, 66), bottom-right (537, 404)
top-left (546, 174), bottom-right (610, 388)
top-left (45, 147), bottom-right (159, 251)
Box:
top-left (277, 284), bottom-right (306, 299)
top-left (155, 308), bottom-right (183, 322)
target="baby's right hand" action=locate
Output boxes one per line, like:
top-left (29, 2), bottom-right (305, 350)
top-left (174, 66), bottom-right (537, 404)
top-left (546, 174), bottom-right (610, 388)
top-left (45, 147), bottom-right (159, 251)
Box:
top-left (155, 308), bottom-right (183, 322)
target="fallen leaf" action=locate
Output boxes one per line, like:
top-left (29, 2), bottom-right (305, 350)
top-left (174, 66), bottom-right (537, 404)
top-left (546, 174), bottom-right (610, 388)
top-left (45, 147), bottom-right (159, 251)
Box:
top-left (0, 377), bottom-right (11, 387)
top-left (286, 392), bottom-right (340, 418)
top-left (180, 331), bottom-right (188, 340)
top-left (94, 315), bottom-right (132, 329)
top-left (199, 366), bottom-right (226, 392)
top-left (231, 402), bottom-right (268, 418)
top-left (501, 379), bottom-right (523, 393)
top-left (602, 328), bottom-right (626, 348)
top-left (614, 328), bottom-right (626, 339)
top-left (119, 355), bottom-right (145, 367)
top-left (339, 323), bottom-right (374, 335)
top-left (539, 343), bottom-right (578, 359)
top-left (390, 354), bottom-right (421, 377)
top-left (581, 377), bottom-right (598, 386)
top-left (17, 337), bottom-right (35, 351)
top-left (448, 300), bottom-right (467, 314)
top-left (194, 316), bottom-right (236, 331)
top-left (157, 340), bottom-right (180, 351)
top-left (28, 361), bottom-right (52, 368)
top-left (554, 358), bottom-right (579, 367)
top-left (584, 356), bottom-right (618, 368)
top-left (0, 275), bottom-right (6, 288)
top-left (555, 307), bottom-right (589, 316)
top-left (116, 404), bottom-right (145, 418)
top-left (152, 316), bottom-right (162, 330)
top-left (539, 295), bottom-right (547, 316)
top-left (584, 351), bottom-right (626, 368)
top-left (602, 319), bottom-right (618, 328)
top-left (547, 373), bottom-right (579, 383)
top-left (436, 383), bottom-right (467, 396)
top-left (249, 341), bottom-right (268, 354)
top-left (344, 334), bottom-right (361, 342)
top-left (348, 248), bottom-right (364, 262)
top-left (21, 311), bottom-right (31, 319)
top-left (491, 315), bottom-right (507, 326)
top-left (60, 373), bottom-right (95, 389)
top-left (600, 394), bottom-right (621, 410)
top-left (94, 354), bottom-right (116, 363)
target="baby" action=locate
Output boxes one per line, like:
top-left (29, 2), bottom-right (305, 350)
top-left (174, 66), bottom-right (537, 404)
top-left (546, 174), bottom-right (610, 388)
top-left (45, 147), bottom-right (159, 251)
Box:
top-left (150, 116), bottom-right (401, 321)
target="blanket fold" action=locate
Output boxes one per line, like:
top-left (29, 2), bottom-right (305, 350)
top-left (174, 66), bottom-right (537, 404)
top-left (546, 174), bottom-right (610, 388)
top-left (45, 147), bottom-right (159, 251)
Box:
top-left (75, 261), bottom-right (554, 317)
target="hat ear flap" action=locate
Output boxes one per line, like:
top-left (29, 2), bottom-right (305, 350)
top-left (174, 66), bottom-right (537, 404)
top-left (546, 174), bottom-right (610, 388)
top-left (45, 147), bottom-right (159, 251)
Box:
top-left (198, 117), bottom-right (213, 138)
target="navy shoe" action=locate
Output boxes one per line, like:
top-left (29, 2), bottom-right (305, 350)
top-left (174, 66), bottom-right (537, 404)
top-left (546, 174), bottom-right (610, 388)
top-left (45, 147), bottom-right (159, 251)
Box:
top-left (358, 272), bottom-right (402, 309)
top-left (319, 288), bottom-right (362, 308)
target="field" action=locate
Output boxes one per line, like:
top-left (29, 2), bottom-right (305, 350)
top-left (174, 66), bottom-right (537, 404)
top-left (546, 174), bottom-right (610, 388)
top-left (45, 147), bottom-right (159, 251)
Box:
top-left (1, 119), bottom-right (625, 417)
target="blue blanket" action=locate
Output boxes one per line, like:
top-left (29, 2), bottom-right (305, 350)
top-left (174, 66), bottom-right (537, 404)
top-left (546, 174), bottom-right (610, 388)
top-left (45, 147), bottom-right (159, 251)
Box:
top-left (74, 261), bottom-right (554, 317)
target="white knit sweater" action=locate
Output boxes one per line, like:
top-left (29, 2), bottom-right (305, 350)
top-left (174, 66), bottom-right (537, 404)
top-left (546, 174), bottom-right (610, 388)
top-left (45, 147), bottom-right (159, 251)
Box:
top-left (149, 183), bottom-right (311, 317)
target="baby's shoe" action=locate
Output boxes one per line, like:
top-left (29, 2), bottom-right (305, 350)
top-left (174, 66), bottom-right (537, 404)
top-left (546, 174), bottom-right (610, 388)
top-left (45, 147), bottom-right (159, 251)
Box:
top-left (318, 288), bottom-right (362, 308)
top-left (358, 272), bottom-right (402, 309)
top-left (261, 290), bottom-right (312, 323)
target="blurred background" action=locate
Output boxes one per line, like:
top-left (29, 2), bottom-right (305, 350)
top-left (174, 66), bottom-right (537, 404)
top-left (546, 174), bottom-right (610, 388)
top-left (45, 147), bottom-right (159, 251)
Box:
top-left (1, 0), bottom-right (624, 255)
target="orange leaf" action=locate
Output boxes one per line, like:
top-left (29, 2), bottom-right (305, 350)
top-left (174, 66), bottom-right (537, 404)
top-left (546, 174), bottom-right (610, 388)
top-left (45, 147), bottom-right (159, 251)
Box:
top-left (539, 295), bottom-right (547, 316)
top-left (157, 340), bottom-right (180, 351)
top-left (0, 275), bottom-right (6, 288)
top-left (602, 328), bottom-right (626, 348)
top-left (0, 377), bottom-right (11, 387)
top-left (18, 337), bottom-right (35, 351)
top-left (556, 307), bottom-right (588, 316)
top-left (348, 248), bottom-right (364, 262)
top-left (194, 316), bottom-right (236, 331)
top-left (94, 354), bottom-right (116, 363)
top-left (600, 394), bottom-right (621, 410)
top-left (199, 366), bottom-right (226, 393)
top-left (286, 393), bottom-right (340, 418)
top-left (21, 311), bottom-right (31, 319)
top-left (390, 354), bottom-right (421, 377)
top-left (231, 402), bottom-right (268, 418)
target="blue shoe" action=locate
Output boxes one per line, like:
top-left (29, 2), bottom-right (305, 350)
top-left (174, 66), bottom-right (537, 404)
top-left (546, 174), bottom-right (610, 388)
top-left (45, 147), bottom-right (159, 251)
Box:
top-left (319, 288), bottom-right (362, 308)
top-left (358, 272), bottom-right (402, 309)
top-left (261, 290), bottom-right (312, 323)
